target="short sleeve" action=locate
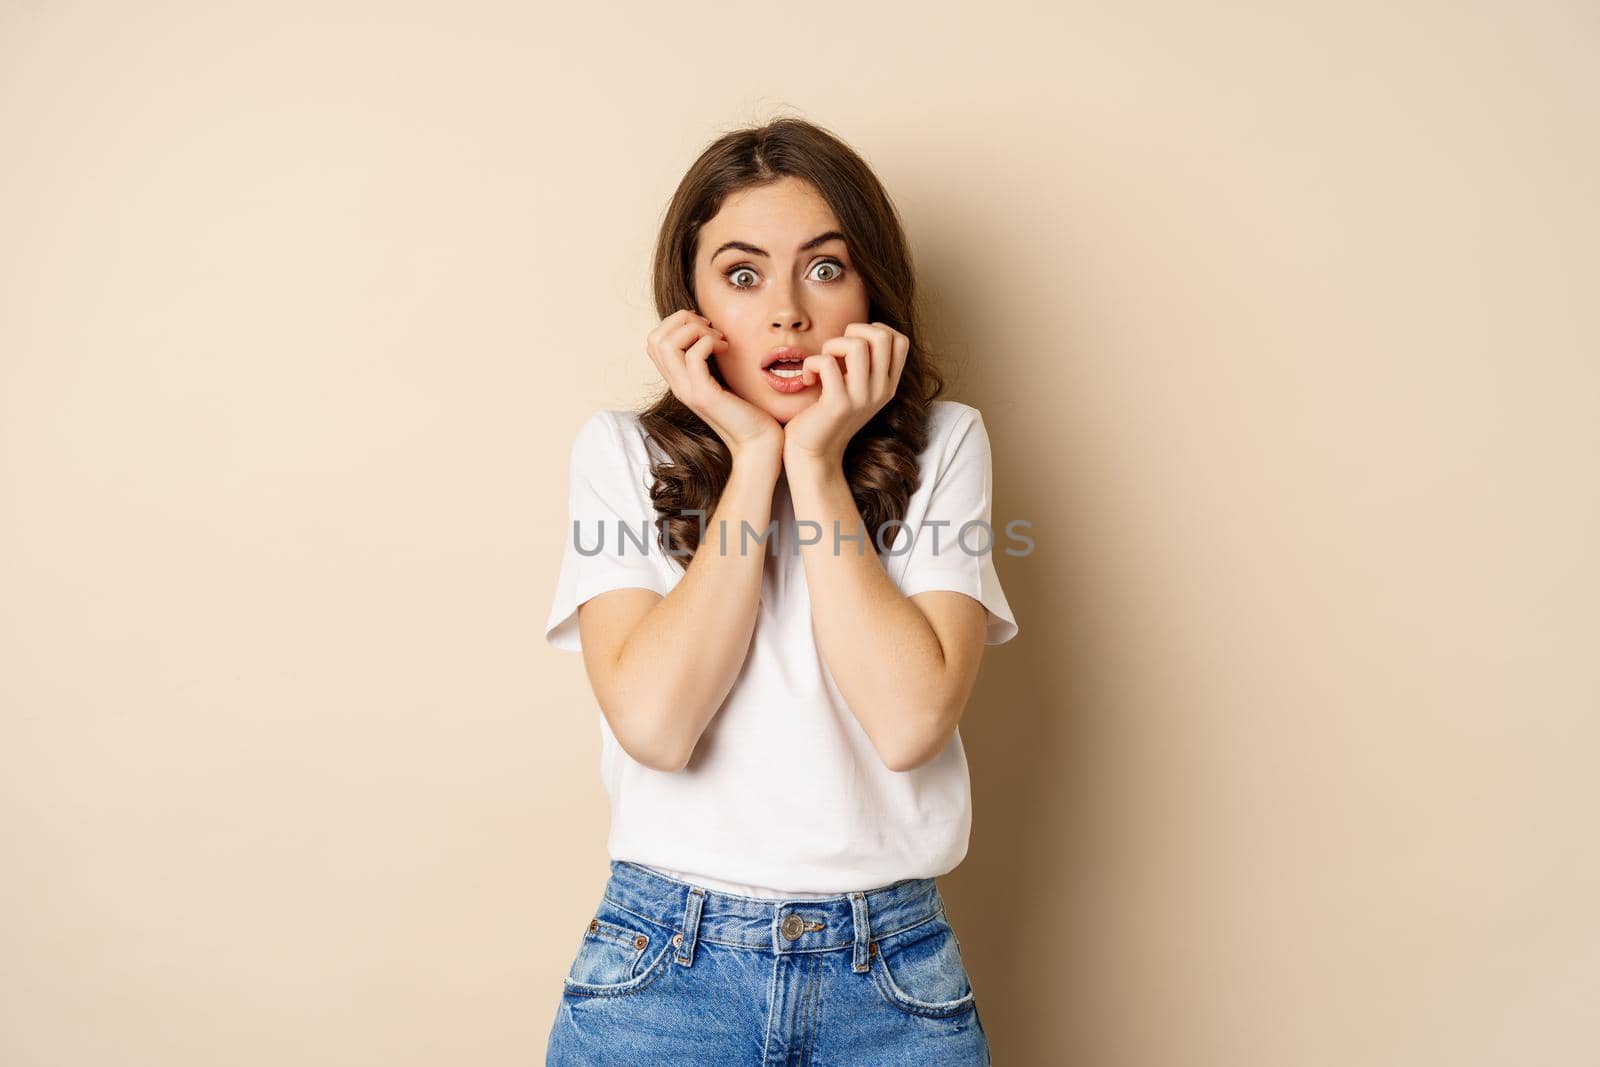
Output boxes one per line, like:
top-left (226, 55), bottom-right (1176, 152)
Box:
top-left (893, 408), bottom-right (1020, 645)
top-left (543, 410), bottom-right (674, 652)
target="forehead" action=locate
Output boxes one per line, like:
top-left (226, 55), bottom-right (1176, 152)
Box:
top-left (702, 177), bottom-right (839, 241)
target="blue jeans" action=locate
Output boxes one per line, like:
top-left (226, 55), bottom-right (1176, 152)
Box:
top-left (546, 860), bottom-right (991, 1065)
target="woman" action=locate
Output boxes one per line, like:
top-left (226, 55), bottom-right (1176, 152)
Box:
top-left (543, 116), bottom-right (1018, 1065)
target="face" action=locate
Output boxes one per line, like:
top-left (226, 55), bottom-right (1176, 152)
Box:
top-left (692, 176), bottom-right (871, 424)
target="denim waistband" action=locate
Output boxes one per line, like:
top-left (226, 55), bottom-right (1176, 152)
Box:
top-left (601, 860), bottom-right (946, 973)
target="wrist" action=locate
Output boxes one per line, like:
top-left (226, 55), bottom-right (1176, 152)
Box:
top-left (730, 442), bottom-right (784, 484)
top-left (782, 447), bottom-right (845, 485)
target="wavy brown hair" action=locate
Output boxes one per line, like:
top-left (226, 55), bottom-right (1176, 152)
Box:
top-left (638, 117), bottom-right (947, 568)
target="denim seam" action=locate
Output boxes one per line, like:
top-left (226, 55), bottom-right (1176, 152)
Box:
top-left (800, 952), bottom-right (820, 1065)
top-left (870, 953), bottom-right (978, 1018)
top-left (588, 917), bottom-right (649, 950)
top-left (562, 939), bottom-right (675, 999)
top-left (602, 895), bottom-right (940, 952)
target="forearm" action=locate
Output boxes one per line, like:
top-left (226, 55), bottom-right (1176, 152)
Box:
top-left (612, 452), bottom-right (781, 770)
top-left (786, 457), bottom-right (952, 770)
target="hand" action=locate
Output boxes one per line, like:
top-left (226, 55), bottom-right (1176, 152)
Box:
top-left (645, 309), bottom-right (784, 462)
top-left (782, 322), bottom-right (908, 470)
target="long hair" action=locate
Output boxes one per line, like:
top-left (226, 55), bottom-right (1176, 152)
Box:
top-left (639, 116), bottom-right (946, 567)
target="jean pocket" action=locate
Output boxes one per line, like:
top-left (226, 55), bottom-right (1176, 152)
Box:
top-left (870, 908), bottom-right (978, 1019)
top-left (561, 898), bottom-right (674, 999)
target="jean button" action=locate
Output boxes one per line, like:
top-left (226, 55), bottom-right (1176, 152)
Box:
top-left (780, 913), bottom-right (805, 941)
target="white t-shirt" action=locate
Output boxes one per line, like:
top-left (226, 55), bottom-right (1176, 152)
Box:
top-left (543, 398), bottom-right (1019, 898)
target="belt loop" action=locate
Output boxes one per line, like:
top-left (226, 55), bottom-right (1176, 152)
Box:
top-left (675, 886), bottom-right (705, 967)
top-left (850, 891), bottom-right (871, 973)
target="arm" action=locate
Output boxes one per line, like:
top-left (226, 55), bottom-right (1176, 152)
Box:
top-left (785, 455), bottom-right (989, 772)
top-left (579, 449), bottom-right (783, 772)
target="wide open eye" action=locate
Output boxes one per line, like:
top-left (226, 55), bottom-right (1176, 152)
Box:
top-left (810, 258), bottom-right (846, 283)
top-left (724, 258), bottom-right (847, 291)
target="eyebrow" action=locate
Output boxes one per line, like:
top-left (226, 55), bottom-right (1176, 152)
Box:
top-left (709, 230), bottom-right (846, 262)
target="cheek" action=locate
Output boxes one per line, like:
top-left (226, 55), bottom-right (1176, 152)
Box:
top-left (823, 279), bottom-right (871, 322)
top-left (819, 295), bottom-right (871, 333)
top-left (702, 303), bottom-right (764, 348)
top-left (690, 280), bottom-right (732, 323)
top-left (704, 300), bottom-right (754, 327)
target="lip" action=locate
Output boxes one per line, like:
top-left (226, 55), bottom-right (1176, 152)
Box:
top-left (763, 345), bottom-right (811, 368)
top-left (763, 364), bottom-right (814, 394)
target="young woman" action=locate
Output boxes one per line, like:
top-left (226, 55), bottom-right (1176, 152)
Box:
top-left (543, 117), bottom-right (1018, 1065)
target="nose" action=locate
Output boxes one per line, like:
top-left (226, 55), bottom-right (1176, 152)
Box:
top-left (769, 282), bottom-right (808, 332)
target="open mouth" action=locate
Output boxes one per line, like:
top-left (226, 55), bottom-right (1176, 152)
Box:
top-left (763, 344), bottom-right (811, 381)
top-left (762, 347), bottom-right (814, 393)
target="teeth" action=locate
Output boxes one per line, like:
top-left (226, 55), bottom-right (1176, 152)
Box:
top-left (769, 367), bottom-right (804, 379)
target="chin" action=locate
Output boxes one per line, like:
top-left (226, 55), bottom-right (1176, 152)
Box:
top-left (767, 395), bottom-right (818, 425)
top-left (729, 380), bottom-right (814, 420)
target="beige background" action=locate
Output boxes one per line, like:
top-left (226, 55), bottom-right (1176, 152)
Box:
top-left (3, 1), bottom-right (1596, 1063)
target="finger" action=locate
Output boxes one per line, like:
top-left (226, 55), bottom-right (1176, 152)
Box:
top-left (666, 320), bottom-right (708, 354)
top-left (646, 328), bottom-right (683, 389)
top-left (845, 323), bottom-right (891, 401)
top-left (887, 329), bottom-right (909, 399)
top-left (801, 353), bottom-right (847, 405)
top-left (844, 322), bottom-right (892, 348)
top-left (683, 332), bottom-right (726, 397)
top-left (870, 323), bottom-right (896, 398)
top-left (844, 336), bottom-right (872, 408)
top-left (810, 340), bottom-right (843, 389)
top-left (652, 309), bottom-right (699, 344)
top-left (819, 336), bottom-right (868, 406)
top-left (652, 329), bottom-right (697, 391)
top-left (655, 323), bottom-right (719, 394)
top-left (867, 322), bottom-right (902, 399)
top-left (843, 327), bottom-right (888, 408)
